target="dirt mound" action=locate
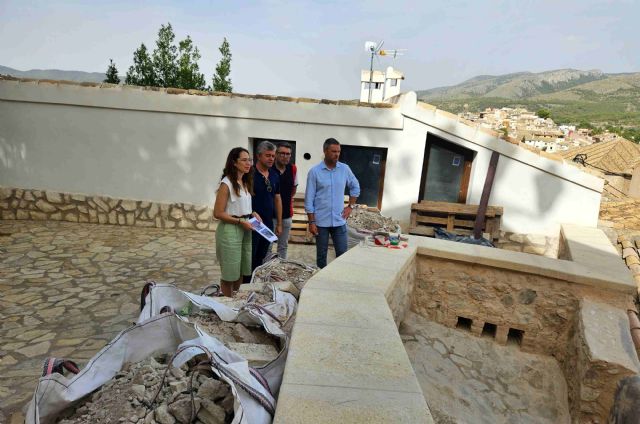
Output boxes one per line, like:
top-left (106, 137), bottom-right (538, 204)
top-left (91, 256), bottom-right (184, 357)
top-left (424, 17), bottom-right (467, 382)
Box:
top-left (347, 207), bottom-right (399, 233)
top-left (57, 356), bottom-right (234, 424)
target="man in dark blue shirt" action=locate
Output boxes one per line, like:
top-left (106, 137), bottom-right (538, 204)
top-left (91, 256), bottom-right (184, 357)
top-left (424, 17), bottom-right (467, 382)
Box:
top-left (252, 141), bottom-right (282, 270)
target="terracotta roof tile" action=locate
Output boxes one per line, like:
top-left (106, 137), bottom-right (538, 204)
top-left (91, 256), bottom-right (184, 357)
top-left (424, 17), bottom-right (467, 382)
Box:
top-left (560, 138), bottom-right (640, 174)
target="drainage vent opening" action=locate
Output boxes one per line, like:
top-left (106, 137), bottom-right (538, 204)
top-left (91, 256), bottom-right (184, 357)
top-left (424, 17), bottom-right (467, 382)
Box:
top-left (481, 322), bottom-right (497, 338)
top-left (507, 328), bottom-right (524, 346)
top-left (456, 317), bottom-right (472, 331)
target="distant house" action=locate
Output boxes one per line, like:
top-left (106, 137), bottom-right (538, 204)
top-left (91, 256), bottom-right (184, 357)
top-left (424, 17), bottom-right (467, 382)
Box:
top-left (360, 66), bottom-right (404, 103)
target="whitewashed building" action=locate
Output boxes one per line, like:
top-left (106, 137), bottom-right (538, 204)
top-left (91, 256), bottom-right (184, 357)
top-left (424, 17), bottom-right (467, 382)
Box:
top-left (0, 76), bottom-right (603, 237)
top-left (360, 66), bottom-right (404, 103)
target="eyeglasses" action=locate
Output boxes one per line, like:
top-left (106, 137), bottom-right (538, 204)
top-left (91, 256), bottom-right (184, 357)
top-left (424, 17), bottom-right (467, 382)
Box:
top-left (263, 175), bottom-right (272, 193)
top-left (238, 158), bottom-right (253, 163)
top-left (277, 152), bottom-right (291, 156)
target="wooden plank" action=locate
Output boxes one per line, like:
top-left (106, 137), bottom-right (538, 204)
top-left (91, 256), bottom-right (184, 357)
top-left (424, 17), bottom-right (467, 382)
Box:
top-left (415, 215), bottom-right (448, 225)
top-left (410, 211), bottom-right (417, 228)
top-left (446, 214), bottom-right (455, 231)
top-left (413, 201), bottom-right (503, 216)
top-left (408, 226), bottom-right (435, 237)
top-left (474, 151), bottom-right (500, 239)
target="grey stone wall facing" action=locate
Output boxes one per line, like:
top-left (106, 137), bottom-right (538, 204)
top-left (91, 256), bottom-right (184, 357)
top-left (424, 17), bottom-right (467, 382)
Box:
top-left (413, 254), bottom-right (638, 423)
top-left (0, 186), bottom-right (215, 231)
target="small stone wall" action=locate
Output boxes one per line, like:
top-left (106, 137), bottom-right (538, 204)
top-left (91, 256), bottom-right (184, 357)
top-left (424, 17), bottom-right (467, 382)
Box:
top-left (413, 252), bottom-right (637, 423)
top-left (385, 253), bottom-right (417, 326)
top-left (496, 231), bottom-right (560, 258)
top-left (0, 187), bottom-right (215, 231)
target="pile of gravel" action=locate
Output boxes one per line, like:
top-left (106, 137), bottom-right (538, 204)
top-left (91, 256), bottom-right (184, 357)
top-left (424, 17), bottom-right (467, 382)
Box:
top-left (347, 207), bottom-right (399, 233)
top-left (188, 313), bottom-right (280, 351)
top-left (57, 356), bottom-right (234, 424)
top-left (252, 258), bottom-right (317, 290)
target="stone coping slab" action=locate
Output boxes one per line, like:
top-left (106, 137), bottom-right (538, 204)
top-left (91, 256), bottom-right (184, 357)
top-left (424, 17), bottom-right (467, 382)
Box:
top-left (274, 243), bottom-right (433, 423)
top-left (560, 223), bottom-right (630, 277)
top-left (414, 235), bottom-right (634, 294)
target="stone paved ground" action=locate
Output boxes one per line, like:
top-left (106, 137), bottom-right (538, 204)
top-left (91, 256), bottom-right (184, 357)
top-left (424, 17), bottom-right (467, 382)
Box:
top-left (0, 220), bottom-right (328, 423)
top-left (401, 311), bottom-right (570, 424)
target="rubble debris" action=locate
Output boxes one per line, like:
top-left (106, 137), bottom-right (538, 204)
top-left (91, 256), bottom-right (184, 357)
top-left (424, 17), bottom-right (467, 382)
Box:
top-left (252, 258), bottom-right (318, 291)
top-left (347, 207), bottom-right (399, 233)
top-left (188, 312), bottom-right (280, 351)
top-left (57, 356), bottom-right (234, 424)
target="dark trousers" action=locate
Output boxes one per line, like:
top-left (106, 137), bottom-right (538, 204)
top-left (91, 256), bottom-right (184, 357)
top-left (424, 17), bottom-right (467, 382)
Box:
top-left (252, 223), bottom-right (273, 271)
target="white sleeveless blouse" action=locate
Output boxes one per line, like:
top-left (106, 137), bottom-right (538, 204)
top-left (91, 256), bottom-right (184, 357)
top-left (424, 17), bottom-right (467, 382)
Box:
top-left (220, 176), bottom-right (252, 216)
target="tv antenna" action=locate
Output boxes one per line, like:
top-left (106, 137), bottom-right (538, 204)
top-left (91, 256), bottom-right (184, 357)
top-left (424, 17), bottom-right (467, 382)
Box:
top-left (364, 41), bottom-right (406, 102)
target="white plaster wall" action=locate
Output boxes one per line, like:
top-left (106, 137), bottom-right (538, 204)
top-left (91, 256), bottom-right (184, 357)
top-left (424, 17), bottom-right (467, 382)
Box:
top-left (0, 81), bottom-right (408, 214)
top-left (399, 98), bottom-right (603, 236)
top-left (0, 80), bottom-right (604, 235)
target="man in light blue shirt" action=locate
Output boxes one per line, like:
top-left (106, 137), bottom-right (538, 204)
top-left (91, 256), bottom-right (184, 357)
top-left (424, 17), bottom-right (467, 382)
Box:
top-left (305, 138), bottom-right (360, 268)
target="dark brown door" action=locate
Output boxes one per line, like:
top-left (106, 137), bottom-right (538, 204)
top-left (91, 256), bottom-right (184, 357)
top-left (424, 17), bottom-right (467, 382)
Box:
top-left (419, 134), bottom-right (475, 203)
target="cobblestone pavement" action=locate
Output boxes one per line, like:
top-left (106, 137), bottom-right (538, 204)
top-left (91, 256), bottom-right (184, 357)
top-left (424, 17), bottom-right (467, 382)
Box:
top-left (0, 220), bottom-right (329, 422)
top-left (401, 311), bottom-right (570, 424)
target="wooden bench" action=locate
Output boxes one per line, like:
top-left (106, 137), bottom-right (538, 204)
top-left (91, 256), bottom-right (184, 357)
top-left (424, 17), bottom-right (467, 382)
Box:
top-left (409, 201), bottom-right (503, 240)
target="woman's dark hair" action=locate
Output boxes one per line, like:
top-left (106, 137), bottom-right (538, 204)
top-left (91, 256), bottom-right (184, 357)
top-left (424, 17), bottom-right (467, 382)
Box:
top-left (222, 147), bottom-right (253, 196)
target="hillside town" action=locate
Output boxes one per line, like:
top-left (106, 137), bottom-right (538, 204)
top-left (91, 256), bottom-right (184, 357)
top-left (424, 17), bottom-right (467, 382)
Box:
top-left (459, 107), bottom-right (628, 154)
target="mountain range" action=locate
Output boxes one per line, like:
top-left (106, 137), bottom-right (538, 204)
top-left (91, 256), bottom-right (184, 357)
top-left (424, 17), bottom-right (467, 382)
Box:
top-left (0, 65), bottom-right (106, 83)
top-left (1, 65), bottom-right (638, 128)
top-left (417, 69), bottom-right (640, 127)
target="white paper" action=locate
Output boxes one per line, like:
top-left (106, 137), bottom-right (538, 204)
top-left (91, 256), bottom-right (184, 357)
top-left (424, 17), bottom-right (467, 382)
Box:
top-left (249, 217), bottom-right (278, 242)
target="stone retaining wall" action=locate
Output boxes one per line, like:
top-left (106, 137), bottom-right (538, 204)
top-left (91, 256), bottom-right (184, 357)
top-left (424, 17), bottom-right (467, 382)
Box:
top-left (0, 187), bottom-right (215, 231)
top-left (413, 256), bottom-right (631, 359)
top-left (413, 241), bottom-right (638, 423)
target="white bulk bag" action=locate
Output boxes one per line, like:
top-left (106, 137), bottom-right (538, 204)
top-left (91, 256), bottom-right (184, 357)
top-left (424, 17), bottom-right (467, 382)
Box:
top-left (25, 314), bottom-right (275, 424)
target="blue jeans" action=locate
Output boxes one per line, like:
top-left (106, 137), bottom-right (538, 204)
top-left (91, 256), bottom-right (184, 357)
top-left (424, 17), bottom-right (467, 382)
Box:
top-left (315, 225), bottom-right (348, 268)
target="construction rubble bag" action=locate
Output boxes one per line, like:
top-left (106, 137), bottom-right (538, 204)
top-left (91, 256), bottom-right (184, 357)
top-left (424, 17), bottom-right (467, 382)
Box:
top-left (138, 282), bottom-right (295, 395)
top-left (25, 313), bottom-right (275, 424)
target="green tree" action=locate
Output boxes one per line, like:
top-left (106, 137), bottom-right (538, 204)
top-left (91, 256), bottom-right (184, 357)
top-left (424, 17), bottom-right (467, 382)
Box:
top-left (152, 23), bottom-right (178, 87)
top-left (578, 120), bottom-right (594, 130)
top-left (212, 37), bottom-right (232, 92)
top-left (176, 36), bottom-right (206, 90)
top-left (536, 108), bottom-right (551, 119)
top-left (125, 43), bottom-right (156, 86)
top-left (104, 59), bottom-right (120, 84)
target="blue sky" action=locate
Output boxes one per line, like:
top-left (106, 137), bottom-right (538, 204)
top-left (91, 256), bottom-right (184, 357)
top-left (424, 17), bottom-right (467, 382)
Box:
top-left (1, 0), bottom-right (638, 98)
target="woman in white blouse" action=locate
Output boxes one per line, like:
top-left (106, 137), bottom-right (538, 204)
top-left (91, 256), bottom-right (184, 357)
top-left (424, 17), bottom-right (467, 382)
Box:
top-left (213, 147), bottom-right (260, 296)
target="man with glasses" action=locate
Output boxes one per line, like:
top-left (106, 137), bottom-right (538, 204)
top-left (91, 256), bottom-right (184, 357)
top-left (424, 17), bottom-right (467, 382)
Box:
top-left (252, 141), bottom-right (283, 270)
top-left (271, 142), bottom-right (298, 259)
top-left (305, 138), bottom-right (360, 268)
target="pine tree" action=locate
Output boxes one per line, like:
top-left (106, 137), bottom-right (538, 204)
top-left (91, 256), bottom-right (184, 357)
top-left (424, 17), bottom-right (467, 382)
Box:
top-left (212, 38), bottom-right (232, 92)
top-left (152, 23), bottom-right (178, 88)
top-left (104, 59), bottom-right (120, 84)
top-left (176, 36), bottom-right (206, 90)
top-left (125, 43), bottom-right (156, 86)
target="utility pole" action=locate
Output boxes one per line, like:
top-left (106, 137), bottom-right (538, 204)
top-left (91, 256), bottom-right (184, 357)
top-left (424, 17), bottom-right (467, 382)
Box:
top-left (368, 48), bottom-right (375, 103)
